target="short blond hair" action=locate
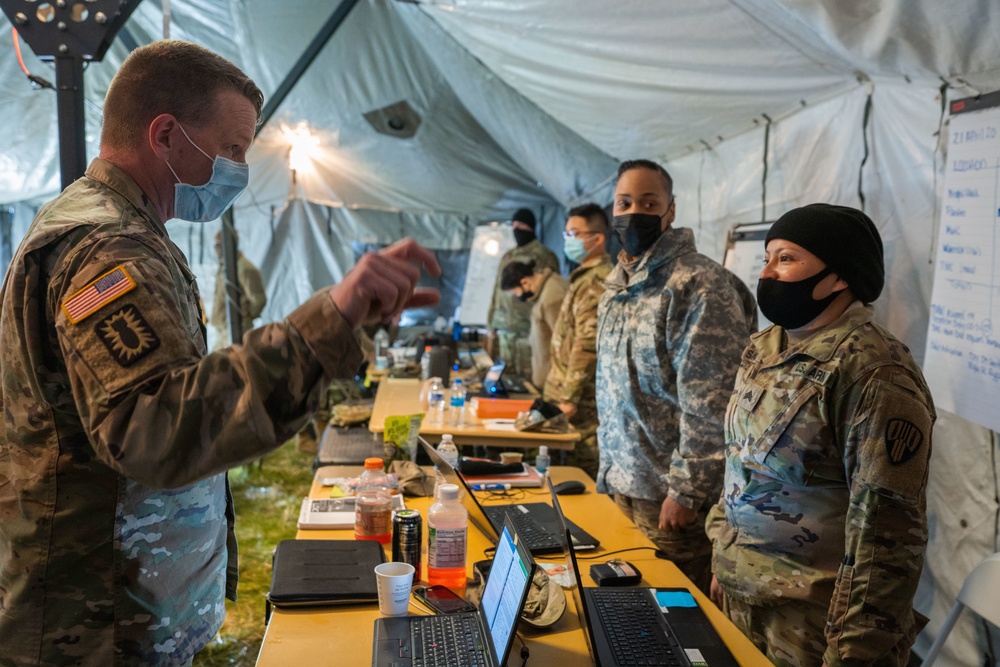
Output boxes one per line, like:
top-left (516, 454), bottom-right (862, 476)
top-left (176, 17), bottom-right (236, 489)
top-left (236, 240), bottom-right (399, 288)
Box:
top-left (101, 40), bottom-right (264, 151)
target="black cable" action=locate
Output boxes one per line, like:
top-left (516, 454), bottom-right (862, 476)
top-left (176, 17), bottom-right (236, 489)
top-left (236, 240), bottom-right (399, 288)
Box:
top-left (857, 88), bottom-right (873, 212)
top-left (761, 114), bottom-right (772, 223)
top-left (576, 546), bottom-right (660, 561)
top-left (515, 633), bottom-right (529, 666)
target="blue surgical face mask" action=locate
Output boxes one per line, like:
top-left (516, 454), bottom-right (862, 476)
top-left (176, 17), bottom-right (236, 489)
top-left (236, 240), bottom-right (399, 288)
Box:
top-left (165, 123), bottom-right (249, 222)
top-left (564, 236), bottom-right (589, 263)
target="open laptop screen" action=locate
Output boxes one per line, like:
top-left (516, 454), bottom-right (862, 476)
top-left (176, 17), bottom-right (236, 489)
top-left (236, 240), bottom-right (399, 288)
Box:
top-left (480, 523), bottom-right (532, 661)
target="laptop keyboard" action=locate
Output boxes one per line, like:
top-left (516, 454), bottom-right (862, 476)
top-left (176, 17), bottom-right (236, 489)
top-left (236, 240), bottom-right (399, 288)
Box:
top-left (482, 506), bottom-right (562, 552)
top-left (410, 614), bottom-right (489, 667)
top-left (592, 589), bottom-right (687, 666)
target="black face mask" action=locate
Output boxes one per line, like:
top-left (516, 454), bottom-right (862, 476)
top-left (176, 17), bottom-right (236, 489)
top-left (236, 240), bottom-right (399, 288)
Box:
top-left (513, 228), bottom-right (535, 247)
top-left (756, 266), bottom-right (845, 329)
top-left (612, 213), bottom-right (663, 257)
top-left (517, 291), bottom-right (534, 302)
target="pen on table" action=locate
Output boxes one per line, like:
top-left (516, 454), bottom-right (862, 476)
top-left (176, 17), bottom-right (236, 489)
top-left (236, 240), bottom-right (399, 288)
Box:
top-left (471, 483), bottom-right (511, 491)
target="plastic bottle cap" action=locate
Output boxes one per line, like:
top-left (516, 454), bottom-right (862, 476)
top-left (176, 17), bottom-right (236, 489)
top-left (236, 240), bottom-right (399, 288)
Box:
top-left (539, 446), bottom-right (548, 456)
top-left (424, 345), bottom-right (432, 351)
top-left (441, 434), bottom-right (453, 440)
top-left (437, 483), bottom-right (460, 500)
top-left (454, 379), bottom-right (462, 385)
top-left (364, 457), bottom-right (384, 469)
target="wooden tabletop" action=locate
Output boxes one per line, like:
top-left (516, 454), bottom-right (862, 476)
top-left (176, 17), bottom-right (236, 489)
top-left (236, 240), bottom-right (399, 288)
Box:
top-left (255, 466), bottom-right (773, 666)
top-left (368, 377), bottom-right (581, 451)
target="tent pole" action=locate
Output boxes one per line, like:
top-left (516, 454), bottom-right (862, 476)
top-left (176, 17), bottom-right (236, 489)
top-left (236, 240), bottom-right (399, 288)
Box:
top-left (221, 209), bottom-right (243, 347)
top-left (256, 0), bottom-right (361, 135)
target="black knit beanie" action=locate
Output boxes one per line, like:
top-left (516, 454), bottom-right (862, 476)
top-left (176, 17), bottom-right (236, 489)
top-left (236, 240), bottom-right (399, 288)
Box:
top-left (765, 203), bottom-right (885, 304)
top-left (512, 208), bottom-right (537, 230)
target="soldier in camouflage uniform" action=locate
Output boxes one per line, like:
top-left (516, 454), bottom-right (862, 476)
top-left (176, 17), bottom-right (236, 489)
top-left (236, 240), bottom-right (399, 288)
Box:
top-left (596, 161), bottom-right (757, 594)
top-left (705, 204), bottom-right (935, 667)
top-left (500, 261), bottom-right (569, 389)
top-left (543, 203), bottom-right (612, 479)
top-left (0, 41), bottom-right (439, 667)
top-left (210, 230), bottom-right (267, 349)
top-left (486, 208), bottom-right (560, 379)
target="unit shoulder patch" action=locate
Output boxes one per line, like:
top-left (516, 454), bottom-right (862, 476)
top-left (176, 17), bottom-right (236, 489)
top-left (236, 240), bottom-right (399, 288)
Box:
top-left (94, 304), bottom-right (160, 367)
top-left (884, 417), bottom-right (923, 465)
top-left (62, 265), bottom-right (137, 324)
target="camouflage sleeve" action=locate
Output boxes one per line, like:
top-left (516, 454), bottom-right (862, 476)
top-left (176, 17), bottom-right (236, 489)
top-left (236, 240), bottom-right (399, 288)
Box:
top-left (664, 277), bottom-right (749, 510)
top-left (704, 493), bottom-right (727, 547)
top-left (823, 368), bottom-right (934, 666)
top-left (238, 259), bottom-right (267, 320)
top-left (555, 280), bottom-right (601, 406)
top-left (52, 236), bottom-right (363, 490)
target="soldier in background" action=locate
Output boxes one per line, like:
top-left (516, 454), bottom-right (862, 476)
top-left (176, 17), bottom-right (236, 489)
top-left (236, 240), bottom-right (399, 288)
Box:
top-left (500, 260), bottom-right (569, 390)
top-left (543, 203), bottom-right (612, 479)
top-left (486, 208), bottom-right (559, 378)
top-left (211, 229), bottom-right (267, 349)
top-left (596, 160), bottom-right (756, 594)
top-left (705, 204), bottom-right (935, 667)
top-left (0, 40), bottom-right (439, 666)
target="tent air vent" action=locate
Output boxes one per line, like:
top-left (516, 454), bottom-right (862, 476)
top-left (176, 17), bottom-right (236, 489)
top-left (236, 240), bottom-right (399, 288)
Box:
top-left (363, 100), bottom-right (421, 139)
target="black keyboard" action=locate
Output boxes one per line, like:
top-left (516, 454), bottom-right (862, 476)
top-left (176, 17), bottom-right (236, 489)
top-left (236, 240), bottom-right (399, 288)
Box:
top-left (410, 613), bottom-right (488, 667)
top-left (592, 589), bottom-right (687, 666)
top-left (482, 506), bottom-right (562, 553)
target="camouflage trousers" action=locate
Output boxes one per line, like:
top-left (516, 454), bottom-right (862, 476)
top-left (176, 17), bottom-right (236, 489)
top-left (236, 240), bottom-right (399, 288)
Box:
top-left (722, 594), bottom-right (914, 667)
top-left (612, 494), bottom-right (712, 595)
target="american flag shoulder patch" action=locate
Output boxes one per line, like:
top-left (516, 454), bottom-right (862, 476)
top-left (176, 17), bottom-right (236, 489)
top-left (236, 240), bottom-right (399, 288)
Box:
top-left (61, 265), bottom-right (137, 325)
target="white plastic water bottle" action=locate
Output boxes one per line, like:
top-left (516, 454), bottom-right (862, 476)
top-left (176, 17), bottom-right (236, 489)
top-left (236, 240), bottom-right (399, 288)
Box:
top-left (428, 378), bottom-right (446, 425)
top-left (434, 433), bottom-right (460, 494)
top-left (449, 378), bottom-right (466, 426)
top-left (535, 445), bottom-right (550, 476)
top-left (374, 327), bottom-right (390, 370)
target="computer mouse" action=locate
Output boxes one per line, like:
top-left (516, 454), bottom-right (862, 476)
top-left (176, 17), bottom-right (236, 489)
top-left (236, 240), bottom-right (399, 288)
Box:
top-left (551, 480), bottom-right (586, 495)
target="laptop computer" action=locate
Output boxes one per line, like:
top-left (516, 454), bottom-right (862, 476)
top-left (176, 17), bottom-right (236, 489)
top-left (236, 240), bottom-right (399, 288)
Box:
top-left (420, 437), bottom-right (600, 555)
top-left (372, 516), bottom-right (536, 667)
top-left (548, 479), bottom-right (739, 667)
top-left (480, 361), bottom-right (531, 396)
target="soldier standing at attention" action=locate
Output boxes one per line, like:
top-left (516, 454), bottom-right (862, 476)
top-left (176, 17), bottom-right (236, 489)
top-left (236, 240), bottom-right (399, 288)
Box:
top-left (486, 208), bottom-right (559, 379)
top-left (0, 40), bottom-right (439, 666)
top-left (210, 229), bottom-right (267, 349)
top-left (596, 159), bottom-right (757, 594)
top-left (706, 204), bottom-right (935, 667)
top-left (543, 203), bottom-right (612, 479)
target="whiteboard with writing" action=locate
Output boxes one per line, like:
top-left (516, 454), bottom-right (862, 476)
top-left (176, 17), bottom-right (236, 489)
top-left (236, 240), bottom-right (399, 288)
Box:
top-left (457, 223), bottom-right (516, 327)
top-left (924, 92), bottom-right (1000, 431)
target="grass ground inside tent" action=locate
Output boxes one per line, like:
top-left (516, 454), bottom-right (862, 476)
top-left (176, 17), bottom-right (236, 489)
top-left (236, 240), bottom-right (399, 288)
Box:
top-left (193, 439), bottom-right (314, 666)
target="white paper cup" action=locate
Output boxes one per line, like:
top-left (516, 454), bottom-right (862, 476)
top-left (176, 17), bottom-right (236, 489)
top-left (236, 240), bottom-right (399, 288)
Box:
top-left (375, 561), bottom-right (415, 617)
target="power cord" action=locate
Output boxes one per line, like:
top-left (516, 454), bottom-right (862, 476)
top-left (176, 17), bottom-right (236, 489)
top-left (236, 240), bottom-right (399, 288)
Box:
top-left (576, 546), bottom-right (660, 561)
top-left (515, 633), bottom-right (529, 666)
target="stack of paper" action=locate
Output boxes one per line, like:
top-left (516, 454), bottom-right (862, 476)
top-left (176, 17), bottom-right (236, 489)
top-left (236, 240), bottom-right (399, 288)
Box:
top-left (298, 494), bottom-right (406, 530)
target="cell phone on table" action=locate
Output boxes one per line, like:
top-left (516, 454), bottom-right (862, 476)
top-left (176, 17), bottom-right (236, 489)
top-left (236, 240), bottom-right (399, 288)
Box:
top-left (412, 585), bottom-right (477, 615)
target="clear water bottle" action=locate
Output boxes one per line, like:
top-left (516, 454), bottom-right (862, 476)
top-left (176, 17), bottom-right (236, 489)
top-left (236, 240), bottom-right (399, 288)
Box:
top-left (449, 378), bottom-right (466, 427)
top-left (428, 378), bottom-right (446, 425)
top-left (534, 445), bottom-right (550, 476)
top-left (420, 345), bottom-right (433, 381)
top-left (374, 327), bottom-right (390, 371)
top-left (433, 433), bottom-right (459, 494)
top-left (355, 457), bottom-right (392, 544)
top-left (428, 483), bottom-right (468, 590)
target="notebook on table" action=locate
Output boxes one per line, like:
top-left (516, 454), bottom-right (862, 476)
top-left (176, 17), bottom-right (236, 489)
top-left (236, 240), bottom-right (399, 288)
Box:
top-left (371, 516), bottom-right (536, 667)
top-left (420, 437), bottom-right (599, 555)
top-left (548, 479), bottom-right (739, 667)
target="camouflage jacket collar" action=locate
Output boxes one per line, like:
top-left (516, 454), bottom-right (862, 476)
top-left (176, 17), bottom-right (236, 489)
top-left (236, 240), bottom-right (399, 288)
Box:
top-left (570, 252), bottom-right (611, 284)
top-left (747, 302), bottom-right (873, 367)
top-left (85, 157), bottom-right (167, 236)
top-left (605, 227), bottom-right (696, 290)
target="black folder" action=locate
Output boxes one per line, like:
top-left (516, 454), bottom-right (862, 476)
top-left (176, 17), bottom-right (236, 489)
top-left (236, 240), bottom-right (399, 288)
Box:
top-left (266, 539), bottom-right (386, 617)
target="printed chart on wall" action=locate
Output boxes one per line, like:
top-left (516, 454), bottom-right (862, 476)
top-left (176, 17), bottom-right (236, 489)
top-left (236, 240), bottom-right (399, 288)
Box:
top-left (924, 91), bottom-right (1000, 432)
top-left (722, 221), bottom-right (773, 330)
